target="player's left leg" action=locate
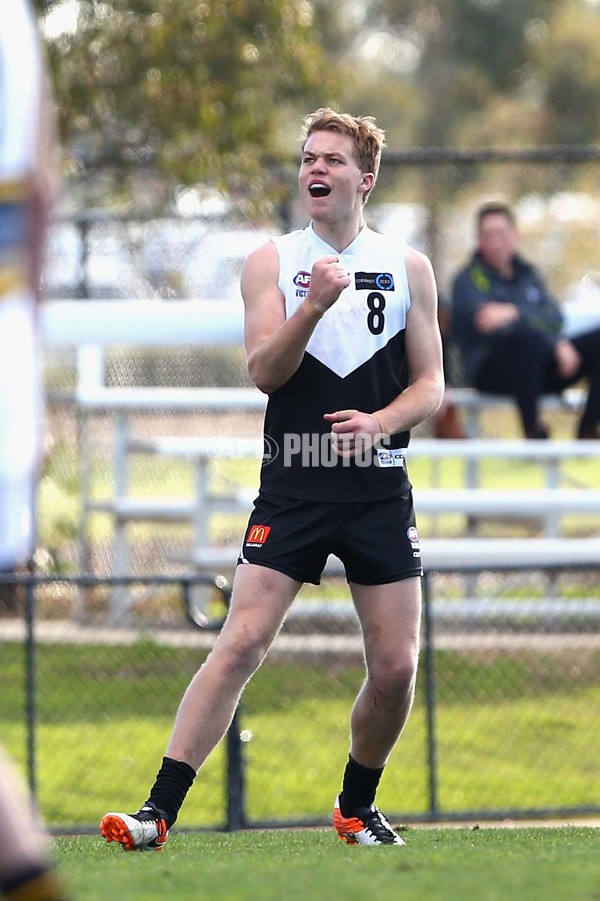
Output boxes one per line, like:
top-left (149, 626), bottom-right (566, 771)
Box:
top-left (474, 323), bottom-right (552, 438)
top-left (550, 327), bottom-right (600, 439)
top-left (333, 577), bottom-right (421, 846)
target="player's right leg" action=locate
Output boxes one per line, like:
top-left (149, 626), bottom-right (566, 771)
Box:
top-left (100, 806), bottom-right (170, 853)
top-left (101, 563), bottom-right (300, 851)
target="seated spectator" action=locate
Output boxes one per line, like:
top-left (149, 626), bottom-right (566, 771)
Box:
top-left (451, 201), bottom-right (600, 440)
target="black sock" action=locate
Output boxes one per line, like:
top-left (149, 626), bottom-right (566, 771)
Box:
top-left (339, 754), bottom-right (384, 816)
top-left (145, 756), bottom-right (196, 828)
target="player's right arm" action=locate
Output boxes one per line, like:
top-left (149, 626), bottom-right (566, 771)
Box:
top-left (242, 243), bottom-right (349, 394)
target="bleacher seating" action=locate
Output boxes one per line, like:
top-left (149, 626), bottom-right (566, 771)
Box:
top-left (42, 300), bottom-right (599, 624)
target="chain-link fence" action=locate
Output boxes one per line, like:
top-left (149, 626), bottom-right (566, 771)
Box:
top-left (1, 564), bottom-right (598, 832)
top-left (3, 148), bottom-right (599, 829)
top-left (45, 148), bottom-right (600, 307)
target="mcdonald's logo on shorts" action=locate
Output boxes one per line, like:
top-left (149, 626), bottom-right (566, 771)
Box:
top-left (246, 524), bottom-right (271, 547)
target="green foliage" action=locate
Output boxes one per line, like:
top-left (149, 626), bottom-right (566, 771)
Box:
top-left (34, 0), bottom-right (600, 216)
top-left (42, 0), bottom-right (337, 209)
top-left (364, 0), bottom-right (562, 145)
top-left (32, 0), bottom-right (62, 12)
top-left (377, 0), bottom-right (556, 90)
top-left (535, 2), bottom-right (600, 144)
top-left (316, 0), bottom-right (600, 152)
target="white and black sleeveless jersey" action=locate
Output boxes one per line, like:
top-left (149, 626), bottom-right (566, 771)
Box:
top-left (259, 224), bottom-right (413, 503)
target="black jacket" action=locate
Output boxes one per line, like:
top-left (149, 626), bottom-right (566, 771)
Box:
top-left (451, 252), bottom-right (564, 382)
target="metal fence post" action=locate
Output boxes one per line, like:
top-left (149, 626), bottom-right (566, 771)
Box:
top-left (422, 572), bottom-right (440, 819)
top-left (225, 706), bottom-right (246, 832)
top-left (24, 571), bottom-right (37, 801)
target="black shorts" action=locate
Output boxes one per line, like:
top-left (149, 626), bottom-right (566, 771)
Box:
top-left (238, 492), bottom-right (423, 586)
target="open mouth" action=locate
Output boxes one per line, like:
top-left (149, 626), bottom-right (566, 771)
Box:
top-left (309, 183), bottom-right (331, 198)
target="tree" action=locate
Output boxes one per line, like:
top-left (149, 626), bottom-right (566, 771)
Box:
top-left (534, 1), bottom-right (600, 145)
top-left (360, 0), bottom-right (563, 146)
top-left (35, 0), bottom-right (337, 211)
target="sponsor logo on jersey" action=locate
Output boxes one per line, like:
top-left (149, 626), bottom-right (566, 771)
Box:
top-left (293, 270), bottom-right (311, 288)
top-left (246, 524), bottom-right (271, 547)
top-left (354, 271), bottom-right (395, 291)
top-left (407, 525), bottom-right (420, 550)
top-left (376, 448), bottom-right (405, 468)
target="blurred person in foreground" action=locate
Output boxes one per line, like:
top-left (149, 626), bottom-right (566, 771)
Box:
top-left (101, 108), bottom-right (444, 849)
top-left (0, 749), bottom-right (67, 901)
top-left (0, 2), bottom-right (67, 899)
top-left (452, 201), bottom-right (600, 440)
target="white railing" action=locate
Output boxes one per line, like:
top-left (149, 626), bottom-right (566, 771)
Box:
top-left (42, 300), bottom-right (598, 623)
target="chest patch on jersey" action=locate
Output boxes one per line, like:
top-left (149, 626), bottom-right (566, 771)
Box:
top-left (306, 289), bottom-right (406, 378)
top-left (354, 272), bottom-right (395, 291)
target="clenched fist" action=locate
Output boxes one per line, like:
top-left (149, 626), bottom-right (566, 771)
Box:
top-left (305, 256), bottom-right (351, 315)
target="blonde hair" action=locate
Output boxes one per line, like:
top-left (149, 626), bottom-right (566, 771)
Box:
top-left (301, 108), bottom-right (386, 203)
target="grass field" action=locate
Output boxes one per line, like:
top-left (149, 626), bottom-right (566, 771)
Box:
top-left (55, 826), bottom-right (600, 901)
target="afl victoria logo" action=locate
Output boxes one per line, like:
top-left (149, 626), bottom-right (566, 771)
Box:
top-left (293, 270), bottom-right (311, 288)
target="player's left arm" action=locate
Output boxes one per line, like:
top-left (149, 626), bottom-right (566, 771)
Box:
top-left (372, 245), bottom-right (445, 435)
